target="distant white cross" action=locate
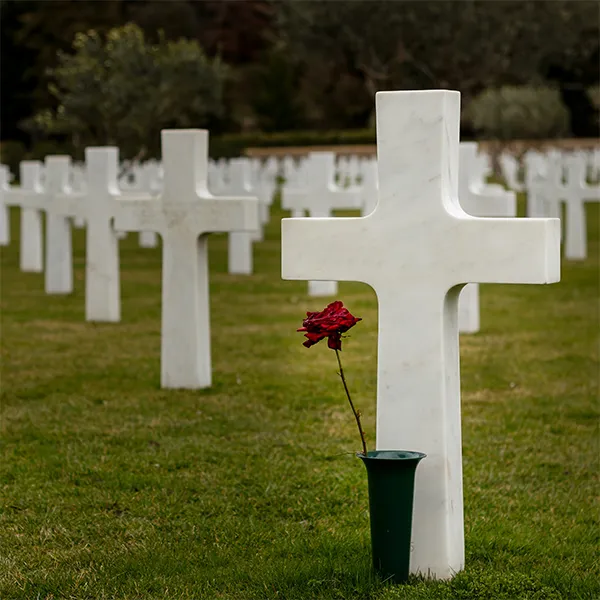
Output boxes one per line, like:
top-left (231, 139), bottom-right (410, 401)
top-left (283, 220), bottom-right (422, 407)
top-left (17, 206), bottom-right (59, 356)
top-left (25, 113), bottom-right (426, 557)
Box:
top-left (3, 161), bottom-right (45, 272)
top-left (282, 90), bottom-right (560, 578)
top-left (282, 152), bottom-right (362, 297)
top-left (561, 152), bottom-right (600, 260)
top-left (218, 158), bottom-right (259, 274)
top-left (359, 157), bottom-right (379, 216)
top-left (137, 162), bottom-right (161, 249)
top-left (458, 143), bottom-right (517, 333)
top-left (4, 156), bottom-right (76, 293)
top-left (55, 147), bottom-right (134, 322)
top-left (0, 165), bottom-right (12, 246)
top-left (113, 130), bottom-right (259, 389)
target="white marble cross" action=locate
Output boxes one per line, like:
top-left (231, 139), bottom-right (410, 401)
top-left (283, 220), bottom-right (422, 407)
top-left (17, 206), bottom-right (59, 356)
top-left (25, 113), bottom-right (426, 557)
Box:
top-left (4, 157), bottom-right (76, 293)
top-left (249, 159), bottom-right (278, 241)
top-left (208, 158), bottom-right (229, 195)
top-left (499, 152), bottom-right (524, 193)
top-left (53, 148), bottom-right (130, 321)
top-left (561, 152), bottom-right (600, 260)
top-left (218, 158), bottom-right (259, 274)
top-left (281, 155), bottom-right (308, 194)
top-left (4, 161), bottom-right (45, 272)
top-left (282, 152), bottom-right (362, 297)
top-left (137, 162), bottom-right (161, 249)
top-left (281, 90), bottom-right (560, 578)
top-left (458, 143), bottom-right (517, 333)
top-left (113, 130), bottom-right (259, 389)
top-left (44, 157), bottom-right (76, 294)
top-left (525, 151), bottom-right (562, 219)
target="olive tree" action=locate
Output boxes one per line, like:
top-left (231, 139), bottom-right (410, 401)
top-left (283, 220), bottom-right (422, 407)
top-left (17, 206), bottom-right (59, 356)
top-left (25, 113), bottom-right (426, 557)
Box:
top-left (23, 23), bottom-right (229, 159)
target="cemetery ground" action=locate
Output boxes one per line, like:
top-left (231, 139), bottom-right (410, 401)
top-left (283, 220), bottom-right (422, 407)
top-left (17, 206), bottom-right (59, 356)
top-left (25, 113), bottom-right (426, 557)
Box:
top-left (1, 199), bottom-right (598, 600)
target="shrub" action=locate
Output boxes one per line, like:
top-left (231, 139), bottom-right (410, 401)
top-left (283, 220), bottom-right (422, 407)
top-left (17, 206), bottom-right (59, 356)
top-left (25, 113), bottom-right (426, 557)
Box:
top-left (465, 86), bottom-right (570, 140)
top-left (21, 23), bottom-right (229, 161)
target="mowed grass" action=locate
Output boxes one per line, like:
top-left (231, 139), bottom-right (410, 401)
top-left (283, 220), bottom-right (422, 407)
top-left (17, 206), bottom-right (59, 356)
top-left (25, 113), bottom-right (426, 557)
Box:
top-left (0, 198), bottom-right (598, 600)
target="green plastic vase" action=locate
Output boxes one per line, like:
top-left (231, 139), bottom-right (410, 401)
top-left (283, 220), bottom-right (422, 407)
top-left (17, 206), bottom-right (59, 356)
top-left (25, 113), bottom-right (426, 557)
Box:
top-left (359, 450), bottom-right (426, 583)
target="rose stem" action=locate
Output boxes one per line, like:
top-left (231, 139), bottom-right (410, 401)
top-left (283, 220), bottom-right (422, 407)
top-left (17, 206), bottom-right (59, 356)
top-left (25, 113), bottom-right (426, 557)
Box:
top-left (335, 348), bottom-right (368, 456)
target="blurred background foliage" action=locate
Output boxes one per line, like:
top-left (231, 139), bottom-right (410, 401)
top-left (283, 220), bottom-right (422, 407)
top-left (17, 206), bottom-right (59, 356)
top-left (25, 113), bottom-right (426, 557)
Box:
top-left (1, 0), bottom-right (598, 160)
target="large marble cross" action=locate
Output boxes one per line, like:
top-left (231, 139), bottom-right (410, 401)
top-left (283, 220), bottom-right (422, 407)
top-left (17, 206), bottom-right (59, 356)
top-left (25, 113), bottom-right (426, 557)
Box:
top-left (281, 90), bottom-right (560, 578)
top-left (282, 152), bottom-right (362, 297)
top-left (113, 130), bottom-right (259, 389)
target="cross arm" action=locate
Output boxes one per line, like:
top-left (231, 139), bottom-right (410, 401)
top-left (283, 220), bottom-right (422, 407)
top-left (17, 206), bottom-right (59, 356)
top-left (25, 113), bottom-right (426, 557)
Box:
top-left (113, 196), bottom-right (259, 235)
top-left (201, 196), bottom-right (259, 233)
top-left (53, 191), bottom-right (87, 219)
top-left (3, 189), bottom-right (45, 210)
top-left (113, 197), bottom-right (164, 233)
top-left (454, 216), bottom-right (560, 284)
top-left (281, 215), bottom-right (377, 284)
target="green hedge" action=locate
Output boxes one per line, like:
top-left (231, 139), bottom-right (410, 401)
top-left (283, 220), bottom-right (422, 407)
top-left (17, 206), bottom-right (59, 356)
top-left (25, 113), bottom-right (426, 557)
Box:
top-left (209, 129), bottom-right (376, 158)
top-left (464, 85), bottom-right (570, 140)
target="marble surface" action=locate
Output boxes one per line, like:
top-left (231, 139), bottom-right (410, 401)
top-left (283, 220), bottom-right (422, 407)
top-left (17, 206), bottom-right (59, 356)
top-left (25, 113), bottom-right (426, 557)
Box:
top-left (113, 130), bottom-right (259, 389)
top-left (281, 90), bottom-right (561, 578)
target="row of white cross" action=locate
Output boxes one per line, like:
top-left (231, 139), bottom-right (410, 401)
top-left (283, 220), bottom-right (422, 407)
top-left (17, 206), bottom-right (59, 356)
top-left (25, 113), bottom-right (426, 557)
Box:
top-left (1, 133), bottom-right (259, 389)
top-left (0, 89), bottom-right (564, 580)
top-left (1, 141), bottom-right (517, 338)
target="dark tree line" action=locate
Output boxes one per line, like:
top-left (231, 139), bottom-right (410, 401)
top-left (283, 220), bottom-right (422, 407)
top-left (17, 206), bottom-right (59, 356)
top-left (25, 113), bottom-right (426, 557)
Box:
top-left (2, 0), bottom-right (599, 145)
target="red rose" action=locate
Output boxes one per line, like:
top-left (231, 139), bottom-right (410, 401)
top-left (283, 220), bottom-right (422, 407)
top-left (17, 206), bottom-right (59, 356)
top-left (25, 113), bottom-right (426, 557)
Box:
top-left (297, 300), bottom-right (362, 350)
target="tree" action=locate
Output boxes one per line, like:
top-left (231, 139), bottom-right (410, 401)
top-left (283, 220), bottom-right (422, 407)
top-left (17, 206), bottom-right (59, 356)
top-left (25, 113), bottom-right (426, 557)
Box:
top-left (22, 23), bottom-right (229, 159)
top-left (3, 0), bottom-right (276, 141)
top-left (276, 0), bottom-right (600, 129)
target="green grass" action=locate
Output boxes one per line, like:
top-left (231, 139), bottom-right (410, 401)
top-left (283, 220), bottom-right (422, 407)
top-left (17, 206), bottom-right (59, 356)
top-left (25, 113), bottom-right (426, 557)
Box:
top-left (1, 199), bottom-right (598, 599)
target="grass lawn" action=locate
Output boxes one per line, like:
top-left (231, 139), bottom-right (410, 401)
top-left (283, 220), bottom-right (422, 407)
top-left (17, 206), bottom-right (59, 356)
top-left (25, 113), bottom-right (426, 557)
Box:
top-left (1, 198), bottom-right (598, 599)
